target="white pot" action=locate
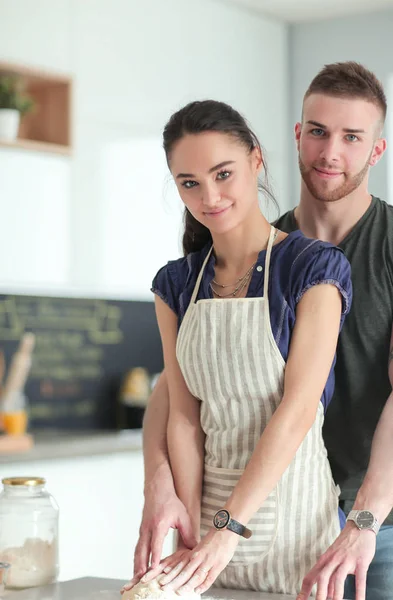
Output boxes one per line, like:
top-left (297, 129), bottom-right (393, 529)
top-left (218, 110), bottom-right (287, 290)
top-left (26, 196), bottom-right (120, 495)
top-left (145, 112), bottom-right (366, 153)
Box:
top-left (0, 109), bottom-right (20, 141)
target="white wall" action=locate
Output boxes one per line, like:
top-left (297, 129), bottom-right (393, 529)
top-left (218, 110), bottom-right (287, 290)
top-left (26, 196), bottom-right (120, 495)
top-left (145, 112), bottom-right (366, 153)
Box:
top-left (289, 9), bottom-right (393, 208)
top-left (0, 0), bottom-right (290, 299)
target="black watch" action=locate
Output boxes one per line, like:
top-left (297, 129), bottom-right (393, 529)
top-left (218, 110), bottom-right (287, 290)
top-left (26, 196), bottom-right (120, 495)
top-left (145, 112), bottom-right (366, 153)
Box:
top-left (212, 509), bottom-right (252, 539)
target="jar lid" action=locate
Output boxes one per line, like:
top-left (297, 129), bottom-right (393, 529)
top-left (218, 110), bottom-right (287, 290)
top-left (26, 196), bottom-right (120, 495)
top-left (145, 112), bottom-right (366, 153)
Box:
top-left (2, 477), bottom-right (46, 486)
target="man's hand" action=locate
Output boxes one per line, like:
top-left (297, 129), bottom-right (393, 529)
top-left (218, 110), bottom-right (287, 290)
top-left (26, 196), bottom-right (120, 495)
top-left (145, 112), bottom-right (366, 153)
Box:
top-left (297, 524), bottom-right (376, 600)
top-left (127, 484), bottom-right (197, 591)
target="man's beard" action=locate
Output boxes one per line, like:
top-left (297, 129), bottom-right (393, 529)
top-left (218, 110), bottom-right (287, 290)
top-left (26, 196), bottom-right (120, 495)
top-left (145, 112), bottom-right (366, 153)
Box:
top-left (298, 155), bottom-right (370, 203)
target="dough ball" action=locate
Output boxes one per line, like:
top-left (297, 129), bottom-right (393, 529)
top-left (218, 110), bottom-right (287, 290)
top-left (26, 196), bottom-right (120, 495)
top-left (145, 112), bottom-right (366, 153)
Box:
top-left (122, 576), bottom-right (201, 600)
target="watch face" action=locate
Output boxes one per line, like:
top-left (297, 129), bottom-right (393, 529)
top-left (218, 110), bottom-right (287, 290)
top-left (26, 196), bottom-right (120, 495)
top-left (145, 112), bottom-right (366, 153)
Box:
top-left (356, 511), bottom-right (375, 529)
top-left (214, 509), bottom-right (230, 530)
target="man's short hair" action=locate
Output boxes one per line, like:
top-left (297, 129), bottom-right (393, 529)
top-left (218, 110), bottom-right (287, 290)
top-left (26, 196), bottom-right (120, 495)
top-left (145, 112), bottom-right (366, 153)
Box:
top-left (304, 61), bottom-right (387, 122)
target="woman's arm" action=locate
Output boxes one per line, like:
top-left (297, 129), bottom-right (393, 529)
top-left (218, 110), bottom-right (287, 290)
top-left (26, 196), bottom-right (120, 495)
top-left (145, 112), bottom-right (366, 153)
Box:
top-left (155, 296), bottom-right (205, 537)
top-left (223, 283), bottom-right (342, 523)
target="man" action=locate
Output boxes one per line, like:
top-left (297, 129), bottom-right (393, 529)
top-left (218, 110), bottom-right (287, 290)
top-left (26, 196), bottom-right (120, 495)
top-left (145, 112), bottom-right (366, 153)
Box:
top-left (131, 63), bottom-right (393, 600)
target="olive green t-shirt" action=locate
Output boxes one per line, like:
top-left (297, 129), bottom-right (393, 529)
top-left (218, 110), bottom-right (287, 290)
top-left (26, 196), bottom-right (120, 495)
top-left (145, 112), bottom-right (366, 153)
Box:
top-left (275, 197), bottom-right (393, 524)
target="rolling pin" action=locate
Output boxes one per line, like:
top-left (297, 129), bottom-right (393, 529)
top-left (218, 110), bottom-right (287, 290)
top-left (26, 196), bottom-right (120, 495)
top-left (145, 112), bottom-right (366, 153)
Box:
top-left (2, 332), bottom-right (35, 407)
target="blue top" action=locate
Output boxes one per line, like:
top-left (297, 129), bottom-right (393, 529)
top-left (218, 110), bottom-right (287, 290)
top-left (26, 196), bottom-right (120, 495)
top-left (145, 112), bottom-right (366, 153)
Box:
top-left (152, 230), bottom-right (352, 413)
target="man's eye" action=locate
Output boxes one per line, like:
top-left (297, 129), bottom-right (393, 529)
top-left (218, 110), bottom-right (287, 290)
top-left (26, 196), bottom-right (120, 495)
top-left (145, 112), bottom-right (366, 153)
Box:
top-left (310, 128), bottom-right (325, 137)
top-left (217, 170), bottom-right (231, 180)
top-left (181, 180), bottom-right (198, 189)
top-left (346, 134), bottom-right (358, 142)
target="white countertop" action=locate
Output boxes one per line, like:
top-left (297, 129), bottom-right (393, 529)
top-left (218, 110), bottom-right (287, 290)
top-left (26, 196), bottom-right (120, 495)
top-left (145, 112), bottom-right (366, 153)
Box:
top-left (0, 430), bottom-right (143, 464)
top-left (4, 577), bottom-right (297, 599)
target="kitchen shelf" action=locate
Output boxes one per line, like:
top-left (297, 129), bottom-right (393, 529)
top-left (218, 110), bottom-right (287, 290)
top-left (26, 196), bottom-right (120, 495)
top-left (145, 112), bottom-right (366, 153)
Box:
top-left (0, 138), bottom-right (71, 156)
top-left (0, 61), bottom-right (72, 154)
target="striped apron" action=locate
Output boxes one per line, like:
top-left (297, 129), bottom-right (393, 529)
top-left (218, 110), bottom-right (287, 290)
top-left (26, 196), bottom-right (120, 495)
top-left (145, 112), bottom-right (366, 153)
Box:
top-left (176, 226), bottom-right (341, 595)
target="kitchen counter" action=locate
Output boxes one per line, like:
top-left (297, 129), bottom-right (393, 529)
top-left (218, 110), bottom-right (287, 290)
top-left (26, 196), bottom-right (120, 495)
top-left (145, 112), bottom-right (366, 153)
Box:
top-left (0, 429), bottom-right (143, 464)
top-left (4, 577), bottom-right (297, 599)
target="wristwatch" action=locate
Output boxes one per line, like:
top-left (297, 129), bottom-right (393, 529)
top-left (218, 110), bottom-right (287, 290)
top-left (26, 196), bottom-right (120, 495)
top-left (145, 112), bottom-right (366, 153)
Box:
top-left (212, 509), bottom-right (252, 539)
top-left (347, 510), bottom-right (380, 535)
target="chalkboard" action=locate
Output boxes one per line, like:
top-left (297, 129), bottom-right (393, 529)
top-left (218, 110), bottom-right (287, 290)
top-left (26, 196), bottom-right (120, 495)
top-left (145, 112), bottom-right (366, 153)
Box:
top-left (0, 294), bottom-right (163, 430)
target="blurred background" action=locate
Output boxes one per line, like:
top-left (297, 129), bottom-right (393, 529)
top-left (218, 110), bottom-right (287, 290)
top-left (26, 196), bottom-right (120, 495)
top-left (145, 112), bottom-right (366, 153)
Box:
top-left (0, 0), bottom-right (392, 585)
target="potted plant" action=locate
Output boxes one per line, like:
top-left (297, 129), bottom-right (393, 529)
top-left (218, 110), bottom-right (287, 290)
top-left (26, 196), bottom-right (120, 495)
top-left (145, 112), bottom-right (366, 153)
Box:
top-left (0, 75), bottom-right (35, 141)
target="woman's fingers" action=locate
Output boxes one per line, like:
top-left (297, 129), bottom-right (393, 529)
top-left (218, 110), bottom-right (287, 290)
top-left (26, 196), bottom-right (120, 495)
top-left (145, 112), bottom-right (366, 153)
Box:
top-left (177, 565), bottom-right (210, 594)
top-left (161, 550), bottom-right (202, 590)
top-left (159, 557), bottom-right (190, 585)
top-left (194, 566), bottom-right (219, 594)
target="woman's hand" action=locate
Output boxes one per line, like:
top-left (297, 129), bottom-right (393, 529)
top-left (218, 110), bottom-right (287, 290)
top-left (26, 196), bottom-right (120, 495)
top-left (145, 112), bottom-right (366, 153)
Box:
top-left (157, 528), bottom-right (240, 595)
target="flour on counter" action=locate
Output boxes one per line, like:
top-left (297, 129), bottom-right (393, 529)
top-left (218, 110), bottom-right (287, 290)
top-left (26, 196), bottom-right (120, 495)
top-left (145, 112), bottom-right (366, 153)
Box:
top-left (0, 537), bottom-right (57, 588)
top-left (121, 577), bottom-right (200, 600)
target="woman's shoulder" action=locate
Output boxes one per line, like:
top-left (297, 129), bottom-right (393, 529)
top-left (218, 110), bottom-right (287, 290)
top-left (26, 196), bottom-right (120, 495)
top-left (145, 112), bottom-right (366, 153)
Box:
top-left (274, 230), bottom-right (350, 276)
top-left (151, 245), bottom-right (211, 314)
top-left (153, 246), bottom-right (209, 288)
top-left (276, 230), bottom-right (345, 261)
top-left (274, 230), bottom-right (352, 314)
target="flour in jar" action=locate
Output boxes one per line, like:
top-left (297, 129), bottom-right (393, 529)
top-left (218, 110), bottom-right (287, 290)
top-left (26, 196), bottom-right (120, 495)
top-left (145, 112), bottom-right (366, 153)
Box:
top-left (0, 537), bottom-right (57, 588)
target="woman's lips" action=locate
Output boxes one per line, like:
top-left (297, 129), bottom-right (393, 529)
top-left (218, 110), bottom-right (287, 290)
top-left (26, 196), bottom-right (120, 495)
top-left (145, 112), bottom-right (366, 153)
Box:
top-left (204, 206), bottom-right (231, 217)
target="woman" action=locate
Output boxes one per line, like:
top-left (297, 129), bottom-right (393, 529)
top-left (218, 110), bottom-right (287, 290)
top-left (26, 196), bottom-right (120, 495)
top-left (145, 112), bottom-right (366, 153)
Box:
top-left (143, 100), bottom-right (351, 596)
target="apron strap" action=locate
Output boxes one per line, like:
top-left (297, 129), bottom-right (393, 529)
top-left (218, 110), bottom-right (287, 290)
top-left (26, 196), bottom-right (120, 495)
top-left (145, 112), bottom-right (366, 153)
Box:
top-left (263, 225), bottom-right (276, 319)
top-left (190, 245), bottom-right (213, 305)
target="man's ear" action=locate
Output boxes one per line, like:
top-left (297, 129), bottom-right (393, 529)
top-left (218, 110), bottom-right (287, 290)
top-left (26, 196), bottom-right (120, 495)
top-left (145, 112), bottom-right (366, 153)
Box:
top-left (295, 122), bottom-right (302, 151)
top-left (370, 137), bottom-right (387, 166)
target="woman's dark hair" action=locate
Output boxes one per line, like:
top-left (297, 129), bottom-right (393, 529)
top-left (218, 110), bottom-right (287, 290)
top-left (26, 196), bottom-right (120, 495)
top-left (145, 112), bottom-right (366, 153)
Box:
top-left (163, 100), bottom-right (278, 255)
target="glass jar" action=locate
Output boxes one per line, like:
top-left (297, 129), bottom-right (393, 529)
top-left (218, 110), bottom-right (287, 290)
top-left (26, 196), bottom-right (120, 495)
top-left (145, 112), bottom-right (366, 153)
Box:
top-left (0, 477), bottom-right (59, 589)
top-left (0, 562), bottom-right (10, 597)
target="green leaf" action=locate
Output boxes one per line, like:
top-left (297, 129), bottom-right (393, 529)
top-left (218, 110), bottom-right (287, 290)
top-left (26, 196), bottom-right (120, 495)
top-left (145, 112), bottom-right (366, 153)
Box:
top-left (0, 75), bottom-right (35, 115)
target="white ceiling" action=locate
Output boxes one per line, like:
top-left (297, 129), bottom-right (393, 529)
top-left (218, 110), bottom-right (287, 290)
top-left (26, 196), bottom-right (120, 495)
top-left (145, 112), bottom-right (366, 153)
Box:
top-left (222, 0), bottom-right (393, 22)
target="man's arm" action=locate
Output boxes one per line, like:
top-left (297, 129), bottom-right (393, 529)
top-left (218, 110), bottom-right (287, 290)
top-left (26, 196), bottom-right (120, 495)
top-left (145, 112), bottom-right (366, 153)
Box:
top-left (132, 371), bottom-right (196, 581)
top-left (353, 332), bottom-right (393, 520)
top-left (297, 325), bottom-right (393, 600)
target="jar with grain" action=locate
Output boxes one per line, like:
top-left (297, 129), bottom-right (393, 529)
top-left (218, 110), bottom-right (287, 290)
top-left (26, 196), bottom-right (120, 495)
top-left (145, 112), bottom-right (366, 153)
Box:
top-left (0, 477), bottom-right (59, 589)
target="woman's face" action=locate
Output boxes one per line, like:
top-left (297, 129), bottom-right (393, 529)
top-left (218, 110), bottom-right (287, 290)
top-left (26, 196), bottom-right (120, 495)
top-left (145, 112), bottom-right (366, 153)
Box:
top-left (169, 131), bottom-right (262, 236)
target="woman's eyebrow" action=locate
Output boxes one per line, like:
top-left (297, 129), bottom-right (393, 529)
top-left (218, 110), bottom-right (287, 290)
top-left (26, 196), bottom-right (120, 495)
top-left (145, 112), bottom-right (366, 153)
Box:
top-left (176, 160), bottom-right (235, 179)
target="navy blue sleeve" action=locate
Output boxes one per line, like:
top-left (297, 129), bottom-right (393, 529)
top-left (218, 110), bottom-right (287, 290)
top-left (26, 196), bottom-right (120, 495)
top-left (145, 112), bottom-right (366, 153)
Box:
top-left (151, 262), bottom-right (181, 315)
top-left (288, 242), bottom-right (352, 318)
top-left (151, 255), bottom-right (193, 317)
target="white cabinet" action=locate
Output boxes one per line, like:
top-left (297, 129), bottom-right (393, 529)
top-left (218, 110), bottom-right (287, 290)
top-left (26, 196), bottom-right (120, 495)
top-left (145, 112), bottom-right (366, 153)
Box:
top-left (0, 150), bottom-right (71, 292)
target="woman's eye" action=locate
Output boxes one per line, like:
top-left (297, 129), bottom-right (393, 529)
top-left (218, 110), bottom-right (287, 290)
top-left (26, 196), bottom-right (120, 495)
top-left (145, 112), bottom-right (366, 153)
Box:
top-left (181, 180), bottom-right (198, 189)
top-left (217, 170), bottom-right (231, 180)
top-left (310, 128), bottom-right (325, 137)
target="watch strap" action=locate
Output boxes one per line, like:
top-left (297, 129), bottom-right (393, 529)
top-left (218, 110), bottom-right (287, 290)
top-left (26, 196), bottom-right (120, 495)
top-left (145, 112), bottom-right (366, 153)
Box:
top-left (227, 517), bottom-right (252, 539)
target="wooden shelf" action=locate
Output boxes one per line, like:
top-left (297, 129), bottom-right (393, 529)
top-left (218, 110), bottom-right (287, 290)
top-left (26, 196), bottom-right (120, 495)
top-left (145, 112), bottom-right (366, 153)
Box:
top-left (0, 138), bottom-right (71, 156)
top-left (0, 61), bottom-right (72, 154)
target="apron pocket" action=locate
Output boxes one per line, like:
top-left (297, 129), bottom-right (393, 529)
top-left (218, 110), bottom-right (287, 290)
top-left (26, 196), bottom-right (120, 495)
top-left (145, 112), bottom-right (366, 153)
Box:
top-left (201, 464), bottom-right (279, 565)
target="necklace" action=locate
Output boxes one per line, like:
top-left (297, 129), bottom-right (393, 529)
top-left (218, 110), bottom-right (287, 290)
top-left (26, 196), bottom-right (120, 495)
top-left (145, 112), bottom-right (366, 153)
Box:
top-left (210, 272), bottom-right (253, 298)
top-left (210, 229), bottom-right (278, 299)
top-left (212, 261), bottom-right (256, 289)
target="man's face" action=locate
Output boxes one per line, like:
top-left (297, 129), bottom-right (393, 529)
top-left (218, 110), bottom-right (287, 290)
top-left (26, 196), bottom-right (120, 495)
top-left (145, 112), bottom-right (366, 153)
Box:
top-left (296, 94), bottom-right (386, 203)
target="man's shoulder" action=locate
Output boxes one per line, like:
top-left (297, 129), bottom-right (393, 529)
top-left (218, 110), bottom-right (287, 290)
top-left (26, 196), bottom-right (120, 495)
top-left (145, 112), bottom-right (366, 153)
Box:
top-left (373, 196), bottom-right (393, 222)
top-left (273, 209), bottom-right (298, 234)
top-left (355, 196), bottom-right (393, 243)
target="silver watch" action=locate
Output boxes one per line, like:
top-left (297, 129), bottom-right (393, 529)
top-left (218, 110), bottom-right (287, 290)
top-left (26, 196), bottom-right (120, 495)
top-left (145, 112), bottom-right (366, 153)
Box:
top-left (347, 510), bottom-right (380, 535)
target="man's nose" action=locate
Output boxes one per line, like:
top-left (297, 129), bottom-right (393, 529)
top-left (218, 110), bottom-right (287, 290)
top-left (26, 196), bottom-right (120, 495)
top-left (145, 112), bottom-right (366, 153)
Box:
top-left (319, 137), bottom-right (341, 164)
